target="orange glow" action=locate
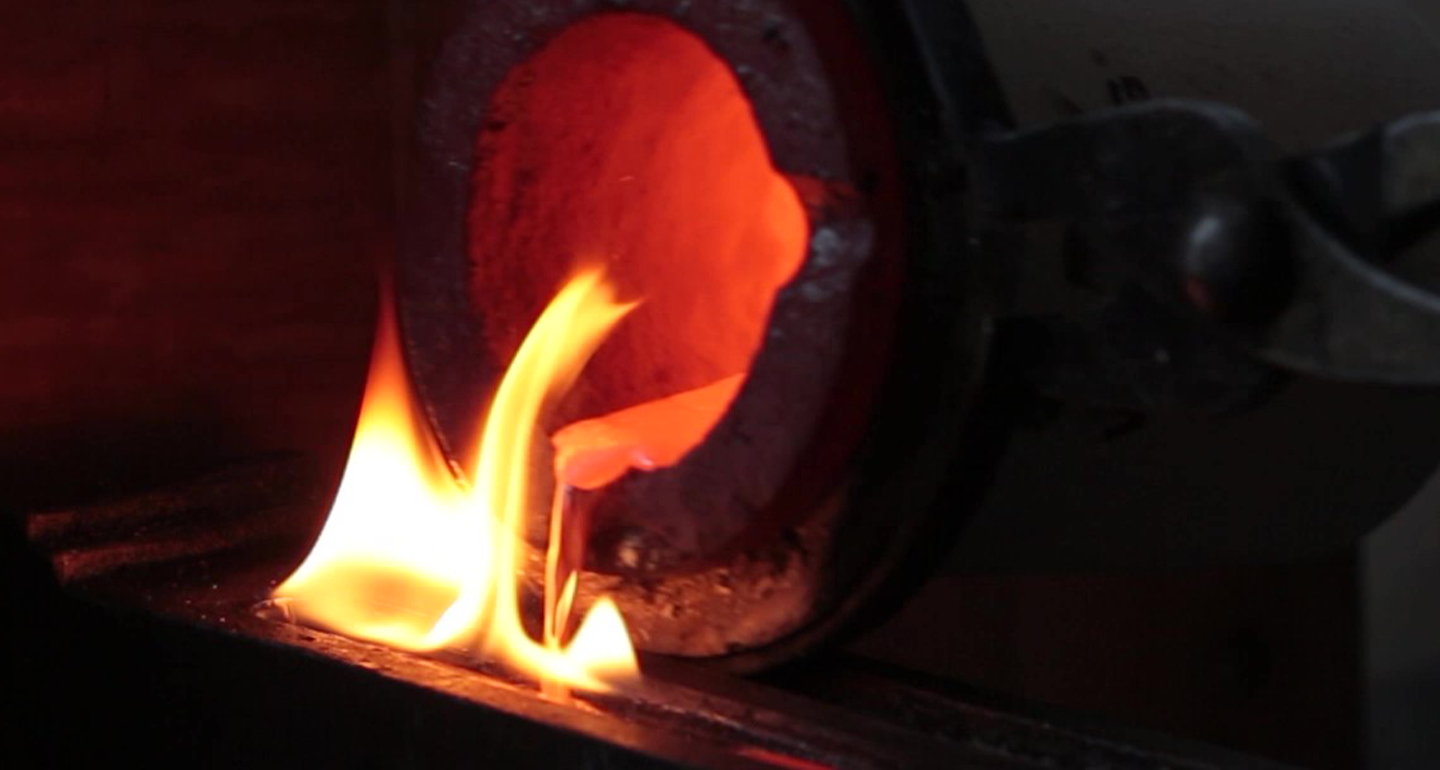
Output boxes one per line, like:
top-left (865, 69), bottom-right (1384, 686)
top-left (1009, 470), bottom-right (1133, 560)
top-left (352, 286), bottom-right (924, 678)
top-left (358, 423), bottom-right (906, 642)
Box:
top-left (274, 267), bottom-right (640, 693)
top-left (469, 13), bottom-right (808, 459)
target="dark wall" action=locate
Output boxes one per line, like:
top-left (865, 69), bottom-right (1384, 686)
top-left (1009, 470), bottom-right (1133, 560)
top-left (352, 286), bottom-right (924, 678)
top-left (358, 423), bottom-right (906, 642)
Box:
top-left (853, 561), bottom-right (1361, 769)
top-left (0, 1), bottom-right (390, 509)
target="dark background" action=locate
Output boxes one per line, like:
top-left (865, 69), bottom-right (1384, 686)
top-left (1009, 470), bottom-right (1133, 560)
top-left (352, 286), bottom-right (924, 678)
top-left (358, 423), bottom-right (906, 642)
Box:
top-left (2, 1), bottom-right (1438, 768)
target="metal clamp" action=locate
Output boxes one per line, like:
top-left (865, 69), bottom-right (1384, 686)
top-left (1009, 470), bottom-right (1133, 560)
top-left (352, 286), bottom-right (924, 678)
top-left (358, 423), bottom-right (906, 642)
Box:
top-left (977, 99), bottom-right (1440, 399)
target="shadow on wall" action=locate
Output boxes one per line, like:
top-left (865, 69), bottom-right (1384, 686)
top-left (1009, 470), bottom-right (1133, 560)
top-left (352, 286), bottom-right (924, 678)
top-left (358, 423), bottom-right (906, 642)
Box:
top-left (1365, 468), bottom-right (1440, 770)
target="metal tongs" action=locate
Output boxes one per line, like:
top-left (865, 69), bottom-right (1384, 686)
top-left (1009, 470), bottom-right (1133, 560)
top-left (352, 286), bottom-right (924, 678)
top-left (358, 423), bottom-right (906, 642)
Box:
top-left (977, 101), bottom-right (1440, 408)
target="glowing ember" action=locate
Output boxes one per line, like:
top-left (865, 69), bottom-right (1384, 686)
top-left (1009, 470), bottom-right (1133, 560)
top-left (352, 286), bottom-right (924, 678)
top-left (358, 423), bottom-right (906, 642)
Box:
top-left (274, 267), bottom-right (640, 693)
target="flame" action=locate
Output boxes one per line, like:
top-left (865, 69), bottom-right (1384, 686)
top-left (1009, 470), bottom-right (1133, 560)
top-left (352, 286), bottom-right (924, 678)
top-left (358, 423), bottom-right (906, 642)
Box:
top-left (274, 267), bottom-right (640, 693)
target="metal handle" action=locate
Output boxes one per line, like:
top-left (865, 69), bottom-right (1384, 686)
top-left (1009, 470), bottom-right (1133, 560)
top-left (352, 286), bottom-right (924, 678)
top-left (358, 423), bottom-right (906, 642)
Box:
top-left (976, 99), bottom-right (1440, 404)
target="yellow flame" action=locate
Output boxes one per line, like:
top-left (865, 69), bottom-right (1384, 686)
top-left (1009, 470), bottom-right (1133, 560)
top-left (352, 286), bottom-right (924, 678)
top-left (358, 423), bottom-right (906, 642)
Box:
top-left (275, 267), bottom-right (640, 692)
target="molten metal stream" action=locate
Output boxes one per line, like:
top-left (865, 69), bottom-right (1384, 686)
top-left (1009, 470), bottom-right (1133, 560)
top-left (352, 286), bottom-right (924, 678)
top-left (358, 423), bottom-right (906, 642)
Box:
top-left (273, 267), bottom-right (639, 694)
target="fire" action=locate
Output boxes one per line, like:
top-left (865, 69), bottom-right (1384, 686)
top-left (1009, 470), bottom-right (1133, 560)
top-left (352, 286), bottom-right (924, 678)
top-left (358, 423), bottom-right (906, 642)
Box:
top-left (274, 266), bottom-right (640, 693)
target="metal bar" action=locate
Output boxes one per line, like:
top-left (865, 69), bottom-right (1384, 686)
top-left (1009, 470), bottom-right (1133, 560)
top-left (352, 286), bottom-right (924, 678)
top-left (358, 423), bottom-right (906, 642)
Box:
top-left (24, 454), bottom-right (321, 583)
top-left (54, 538), bottom-right (1293, 770)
